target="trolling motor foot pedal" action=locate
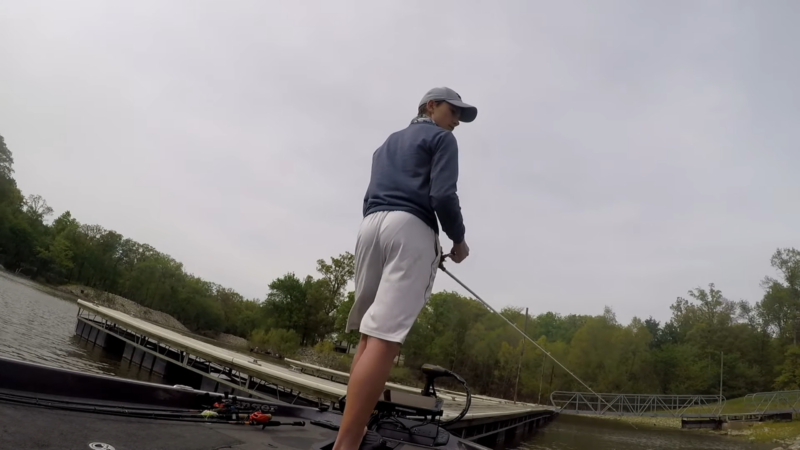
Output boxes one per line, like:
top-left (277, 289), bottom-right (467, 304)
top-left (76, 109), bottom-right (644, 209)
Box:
top-left (359, 430), bottom-right (386, 449)
top-left (316, 430), bottom-right (387, 450)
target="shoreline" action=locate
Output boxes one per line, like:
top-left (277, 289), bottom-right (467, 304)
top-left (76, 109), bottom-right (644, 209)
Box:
top-left (0, 269), bottom-right (340, 369)
top-left (0, 268), bottom-right (251, 351)
top-left (584, 412), bottom-right (800, 446)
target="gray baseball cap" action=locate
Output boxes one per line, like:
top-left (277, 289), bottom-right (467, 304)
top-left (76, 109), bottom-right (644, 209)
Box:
top-left (418, 87), bottom-right (478, 123)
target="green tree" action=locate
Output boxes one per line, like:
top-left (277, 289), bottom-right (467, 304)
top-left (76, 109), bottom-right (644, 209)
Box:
top-left (775, 345), bottom-right (800, 390)
top-left (334, 291), bottom-right (360, 348)
top-left (758, 248), bottom-right (800, 344)
top-left (315, 252), bottom-right (355, 304)
top-left (0, 134), bottom-right (13, 179)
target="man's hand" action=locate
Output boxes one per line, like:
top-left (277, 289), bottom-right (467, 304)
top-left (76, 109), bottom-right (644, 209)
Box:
top-left (448, 240), bottom-right (470, 263)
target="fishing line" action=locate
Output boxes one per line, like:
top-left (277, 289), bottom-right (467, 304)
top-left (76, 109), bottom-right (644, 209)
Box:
top-left (438, 259), bottom-right (636, 427)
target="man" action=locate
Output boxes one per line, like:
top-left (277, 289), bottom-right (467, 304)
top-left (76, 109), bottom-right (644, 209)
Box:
top-left (332, 87), bottom-right (477, 450)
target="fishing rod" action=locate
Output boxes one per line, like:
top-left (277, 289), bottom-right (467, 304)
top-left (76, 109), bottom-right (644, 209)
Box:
top-left (0, 391), bottom-right (306, 428)
top-left (438, 256), bottom-right (624, 417)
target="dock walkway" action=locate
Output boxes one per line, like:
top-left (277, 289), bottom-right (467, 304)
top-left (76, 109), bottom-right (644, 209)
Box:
top-left (76, 300), bottom-right (550, 424)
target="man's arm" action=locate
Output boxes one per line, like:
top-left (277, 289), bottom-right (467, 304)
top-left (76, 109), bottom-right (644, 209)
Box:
top-left (429, 131), bottom-right (466, 244)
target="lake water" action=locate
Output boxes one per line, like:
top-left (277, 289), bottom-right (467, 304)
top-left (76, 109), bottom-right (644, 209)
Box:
top-left (0, 271), bottom-right (776, 450)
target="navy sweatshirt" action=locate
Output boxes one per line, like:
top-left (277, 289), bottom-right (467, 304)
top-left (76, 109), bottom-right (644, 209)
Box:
top-left (362, 120), bottom-right (465, 244)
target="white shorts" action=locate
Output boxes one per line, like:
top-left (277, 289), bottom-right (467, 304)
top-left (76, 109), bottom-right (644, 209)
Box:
top-left (346, 210), bottom-right (442, 344)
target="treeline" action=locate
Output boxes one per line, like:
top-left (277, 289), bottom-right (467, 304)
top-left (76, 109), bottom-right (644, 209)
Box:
top-left (2, 134), bottom-right (800, 402)
top-left (0, 133), bottom-right (360, 347)
top-left (0, 135), bottom-right (252, 334)
top-left (387, 255), bottom-right (796, 402)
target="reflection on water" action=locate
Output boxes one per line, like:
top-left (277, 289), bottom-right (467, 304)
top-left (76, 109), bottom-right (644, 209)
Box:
top-left (0, 272), bottom-right (781, 450)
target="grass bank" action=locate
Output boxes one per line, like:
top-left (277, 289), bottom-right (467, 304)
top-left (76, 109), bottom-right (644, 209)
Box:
top-left (683, 395), bottom-right (800, 443)
top-left (586, 413), bottom-right (800, 445)
top-left (588, 414), bottom-right (681, 429)
top-left (584, 395), bottom-right (800, 444)
top-left (740, 421), bottom-right (800, 443)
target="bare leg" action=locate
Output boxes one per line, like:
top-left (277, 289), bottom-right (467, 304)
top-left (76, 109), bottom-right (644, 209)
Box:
top-left (347, 334), bottom-right (370, 442)
top-left (350, 334), bottom-right (369, 375)
top-left (332, 335), bottom-right (400, 450)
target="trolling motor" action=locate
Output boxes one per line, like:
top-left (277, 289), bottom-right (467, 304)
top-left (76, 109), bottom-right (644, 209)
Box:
top-left (420, 364), bottom-right (449, 398)
top-left (374, 364), bottom-right (472, 447)
top-left (330, 364), bottom-right (473, 449)
top-left (419, 364), bottom-right (471, 426)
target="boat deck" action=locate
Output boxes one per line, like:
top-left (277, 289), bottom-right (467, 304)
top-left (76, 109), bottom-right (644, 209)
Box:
top-left (283, 358), bottom-right (542, 420)
top-left (77, 300), bottom-right (549, 422)
top-left (0, 399), bottom-right (337, 450)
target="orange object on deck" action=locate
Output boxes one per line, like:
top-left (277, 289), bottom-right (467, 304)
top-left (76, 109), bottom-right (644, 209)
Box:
top-left (248, 411), bottom-right (272, 425)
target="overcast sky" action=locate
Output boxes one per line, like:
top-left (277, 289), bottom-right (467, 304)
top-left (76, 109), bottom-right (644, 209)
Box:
top-left (1, 1), bottom-right (798, 325)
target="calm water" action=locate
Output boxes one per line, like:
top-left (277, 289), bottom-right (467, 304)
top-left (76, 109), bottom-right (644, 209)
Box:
top-left (0, 271), bottom-right (163, 383)
top-left (0, 272), bottom-right (776, 450)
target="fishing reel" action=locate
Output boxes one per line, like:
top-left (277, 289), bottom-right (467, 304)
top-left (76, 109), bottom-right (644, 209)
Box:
top-left (205, 392), bottom-right (302, 429)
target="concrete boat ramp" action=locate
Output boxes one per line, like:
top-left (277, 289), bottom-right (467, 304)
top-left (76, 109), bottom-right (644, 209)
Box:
top-left (75, 299), bottom-right (555, 443)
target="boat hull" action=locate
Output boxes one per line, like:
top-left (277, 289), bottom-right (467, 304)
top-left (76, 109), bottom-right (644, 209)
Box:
top-left (0, 356), bottom-right (490, 450)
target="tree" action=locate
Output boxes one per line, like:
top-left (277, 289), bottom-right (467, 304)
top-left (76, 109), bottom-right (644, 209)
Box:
top-left (315, 252), bottom-right (355, 304)
top-left (37, 235), bottom-right (74, 279)
top-left (260, 253), bottom-right (356, 346)
top-left (759, 248), bottom-right (800, 344)
top-left (250, 328), bottom-right (300, 357)
top-left (758, 282), bottom-right (794, 341)
top-left (775, 345), bottom-right (800, 390)
top-left (0, 134), bottom-right (13, 179)
top-left (334, 291), bottom-right (360, 348)
top-left (23, 194), bottom-right (54, 223)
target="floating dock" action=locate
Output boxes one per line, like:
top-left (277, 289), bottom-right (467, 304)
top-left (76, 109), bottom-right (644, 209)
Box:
top-left (75, 300), bottom-right (555, 444)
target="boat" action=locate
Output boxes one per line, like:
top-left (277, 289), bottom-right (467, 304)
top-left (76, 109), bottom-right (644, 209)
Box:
top-left (0, 355), bottom-right (492, 450)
